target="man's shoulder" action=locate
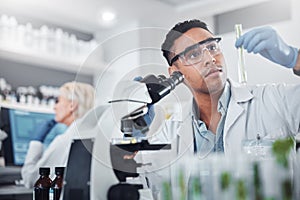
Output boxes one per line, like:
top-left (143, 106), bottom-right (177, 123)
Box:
top-left (228, 78), bottom-right (300, 102)
top-left (161, 100), bottom-right (192, 122)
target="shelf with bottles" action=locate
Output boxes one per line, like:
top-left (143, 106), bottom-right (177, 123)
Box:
top-left (0, 14), bottom-right (100, 75)
top-left (0, 78), bottom-right (57, 114)
top-left (0, 101), bottom-right (54, 114)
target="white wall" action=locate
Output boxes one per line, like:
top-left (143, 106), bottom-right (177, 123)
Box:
top-left (222, 0), bottom-right (300, 84)
top-left (92, 0), bottom-right (300, 106)
top-left (93, 19), bottom-right (207, 106)
top-left (93, 21), bottom-right (142, 105)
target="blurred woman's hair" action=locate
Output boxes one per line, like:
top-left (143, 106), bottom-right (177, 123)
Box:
top-left (59, 81), bottom-right (95, 118)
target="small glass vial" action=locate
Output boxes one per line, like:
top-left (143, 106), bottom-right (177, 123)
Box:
top-left (49, 167), bottom-right (65, 200)
top-left (34, 167), bottom-right (52, 200)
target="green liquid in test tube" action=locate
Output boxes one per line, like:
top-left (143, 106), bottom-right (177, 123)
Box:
top-left (235, 24), bottom-right (247, 84)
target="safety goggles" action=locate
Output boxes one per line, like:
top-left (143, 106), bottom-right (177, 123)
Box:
top-left (170, 37), bottom-right (222, 66)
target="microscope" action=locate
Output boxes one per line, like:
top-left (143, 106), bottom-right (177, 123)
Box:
top-left (107, 71), bottom-right (184, 200)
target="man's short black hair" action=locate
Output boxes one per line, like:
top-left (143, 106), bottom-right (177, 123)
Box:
top-left (161, 19), bottom-right (212, 66)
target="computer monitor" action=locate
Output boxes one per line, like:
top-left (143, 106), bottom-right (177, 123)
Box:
top-left (1, 105), bottom-right (67, 166)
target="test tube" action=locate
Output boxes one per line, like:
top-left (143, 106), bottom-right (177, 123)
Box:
top-left (235, 24), bottom-right (247, 84)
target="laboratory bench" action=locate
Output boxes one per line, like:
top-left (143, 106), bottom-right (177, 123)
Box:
top-left (0, 184), bottom-right (32, 200)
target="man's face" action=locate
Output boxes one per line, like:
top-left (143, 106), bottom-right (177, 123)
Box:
top-left (169, 28), bottom-right (227, 96)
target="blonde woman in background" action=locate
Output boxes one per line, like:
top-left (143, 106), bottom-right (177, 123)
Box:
top-left (21, 81), bottom-right (95, 188)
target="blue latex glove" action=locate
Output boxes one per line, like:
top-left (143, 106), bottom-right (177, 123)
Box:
top-left (131, 76), bottom-right (155, 137)
top-left (131, 104), bottom-right (155, 138)
top-left (31, 119), bottom-right (57, 142)
top-left (143, 104), bottom-right (155, 126)
top-left (235, 26), bottom-right (298, 68)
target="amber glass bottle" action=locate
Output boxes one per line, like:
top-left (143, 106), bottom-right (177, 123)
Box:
top-left (49, 167), bottom-right (65, 200)
top-left (34, 167), bottom-right (52, 200)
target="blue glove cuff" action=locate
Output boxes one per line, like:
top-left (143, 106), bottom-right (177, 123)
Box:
top-left (286, 47), bottom-right (299, 68)
top-left (32, 119), bottom-right (57, 142)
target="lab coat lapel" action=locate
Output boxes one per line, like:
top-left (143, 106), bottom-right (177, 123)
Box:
top-left (224, 100), bottom-right (244, 136)
top-left (224, 80), bottom-right (253, 138)
top-left (175, 80), bottom-right (254, 157)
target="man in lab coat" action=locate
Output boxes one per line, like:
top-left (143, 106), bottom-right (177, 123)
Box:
top-left (137, 19), bottom-right (300, 198)
top-left (140, 20), bottom-right (300, 174)
top-left (52, 20), bottom-right (300, 199)
top-left (149, 19), bottom-right (300, 157)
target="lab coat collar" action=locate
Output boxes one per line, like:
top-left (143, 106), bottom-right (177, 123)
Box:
top-left (177, 79), bottom-right (254, 156)
top-left (223, 79), bottom-right (254, 143)
top-left (227, 78), bottom-right (254, 103)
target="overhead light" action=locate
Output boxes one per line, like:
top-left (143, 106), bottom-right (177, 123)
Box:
top-left (101, 11), bottom-right (116, 22)
top-left (97, 9), bottom-right (117, 28)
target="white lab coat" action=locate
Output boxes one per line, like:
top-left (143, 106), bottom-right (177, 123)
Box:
top-left (21, 120), bottom-right (79, 188)
top-left (152, 79), bottom-right (300, 155)
top-left (21, 78), bottom-right (300, 197)
top-left (140, 79), bottom-right (300, 195)
top-left (21, 103), bottom-right (111, 189)
top-left (22, 104), bottom-right (122, 199)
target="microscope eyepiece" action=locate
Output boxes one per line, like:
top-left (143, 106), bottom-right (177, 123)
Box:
top-left (164, 71), bottom-right (184, 90)
top-left (140, 71), bottom-right (184, 104)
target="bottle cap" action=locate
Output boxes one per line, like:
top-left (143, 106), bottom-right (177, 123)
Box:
top-left (39, 167), bottom-right (50, 175)
top-left (55, 167), bottom-right (65, 175)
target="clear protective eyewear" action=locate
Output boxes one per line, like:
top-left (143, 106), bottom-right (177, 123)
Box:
top-left (170, 37), bottom-right (222, 66)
